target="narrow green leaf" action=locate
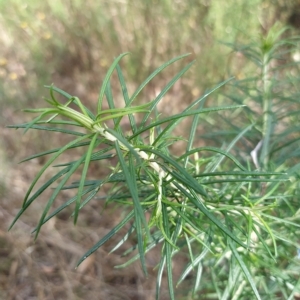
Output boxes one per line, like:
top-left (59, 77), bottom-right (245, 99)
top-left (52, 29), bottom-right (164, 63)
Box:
top-left (39, 119), bottom-right (85, 126)
top-left (130, 105), bottom-right (244, 141)
top-left (19, 141), bottom-right (91, 163)
top-left (202, 178), bottom-right (286, 184)
top-left (152, 78), bottom-right (234, 144)
top-left (115, 141), bottom-right (149, 275)
top-left (177, 247), bottom-right (209, 286)
top-left (23, 109), bottom-right (59, 133)
top-left (54, 152), bottom-right (114, 168)
top-left (34, 151), bottom-right (87, 238)
top-left (32, 186), bottom-right (98, 232)
top-left (76, 210), bottom-right (135, 268)
top-left (21, 134), bottom-right (91, 208)
top-left (95, 108), bottom-right (150, 124)
top-left (193, 171), bottom-right (286, 177)
top-left (115, 233), bottom-right (164, 268)
top-left (61, 179), bottom-right (102, 190)
top-left (109, 223), bottom-right (136, 254)
top-left (45, 85), bottom-right (72, 99)
top-left (105, 80), bottom-right (114, 109)
top-left (179, 146), bottom-right (247, 171)
top-left (74, 133), bottom-right (99, 224)
top-left (221, 257), bottom-right (242, 300)
top-left (71, 187), bottom-right (100, 218)
top-left (95, 100), bottom-right (155, 121)
top-left (162, 203), bottom-right (175, 300)
top-left (229, 240), bottom-right (262, 300)
top-left (116, 63), bottom-right (137, 132)
top-left (193, 262), bottom-right (203, 297)
top-left (260, 212), bottom-right (300, 228)
top-left (184, 100), bottom-right (205, 168)
top-left (206, 124), bottom-right (254, 172)
top-left (171, 207), bottom-right (212, 250)
top-left (156, 255), bottom-right (166, 300)
top-left (104, 80), bottom-right (120, 130)
top-left (184, 231), bottom-right (194, 269)
top-left (9, 165), bottom-right (72, 230)
top-left (252, 213), bottom-right (277, 258)
top-left (129, 54), bottom-right (191, 105)
top-left (97, 53), bottom-right (130, 113)
top-left (7, 123), bottom-right (86, 136)
top-left (211, 267), bottom-right (222, 299)
top-left (72, 96), bottom-right (95, 120)
top-left (141, 60), bottom-right (195, 127)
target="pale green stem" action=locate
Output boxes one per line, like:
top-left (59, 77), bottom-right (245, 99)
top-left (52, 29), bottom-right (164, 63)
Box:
top-left (260, 53), bottom-right (273, 170)
top-left (92, 123), bottom-right (173, 183)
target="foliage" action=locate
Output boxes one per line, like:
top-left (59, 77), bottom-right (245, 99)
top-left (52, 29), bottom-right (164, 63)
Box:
top-left (8, 25), bottom-right (300, 299)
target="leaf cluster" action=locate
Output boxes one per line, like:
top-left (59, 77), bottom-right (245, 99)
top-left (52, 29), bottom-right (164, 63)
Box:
top-left (8, 40), bottom-right (300, 299)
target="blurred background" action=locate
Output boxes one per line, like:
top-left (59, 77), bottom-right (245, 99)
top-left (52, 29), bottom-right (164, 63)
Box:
top-left (1, 1), bottom-right (300, 299)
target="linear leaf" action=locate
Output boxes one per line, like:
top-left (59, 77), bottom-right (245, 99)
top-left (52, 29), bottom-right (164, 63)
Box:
top-left (7, 124), bottom-right (86, 136)
top-left (184, 100), bottom-right (205, 168)
top-left (19, 141), bottom-right (91, 163)
top-left (109, 223), bottom-right (136, 254)
top-left (115, 233), bottom-right (164, 268)
top-left (129, 54), bottom-right (190, 106)
top-left (130, 105), bottom-right (244, 141)
top-left (76, 210), bottom-right (135, 268)
top-left (179, 146), bottom-right (247, 171)
top-left (229, 240), bottom-right (261, 300)
top-left (21, 134), bottom-right (91, 208)
top-left (156, 255), bottom-right (166, 300)
top-left (74, 133), bottom-right (99, 223)
top-left (115, 141), bottom-right (148, 275)
top-left (97, 53), bottom-right (130, 113)
top-left (34, 151), bottom-right (87, 238)
top-left (162, 203), bottom-right (175, 300)
top-left (177, 247), bottom-right (209, 286)
top-left (152, 78), bottom-right (234, 144)
top-left (115, 63), bottom-right (137, 132)
top-left (32, 186), bottom-right (98, 232)
top-left (9, 165), bottom-right (71, 230)
top-left (44, 85), bottom-right (72, 99)
top-left (141, 60), bottom-right (195, 127)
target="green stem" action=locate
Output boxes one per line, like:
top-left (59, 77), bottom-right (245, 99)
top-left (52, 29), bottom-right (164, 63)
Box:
top-left (260, 53), bottom-right (273, 170)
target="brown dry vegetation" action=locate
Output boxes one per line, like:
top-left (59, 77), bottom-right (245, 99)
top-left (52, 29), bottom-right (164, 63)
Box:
top-left (1, 1), bottom-right (300, 299)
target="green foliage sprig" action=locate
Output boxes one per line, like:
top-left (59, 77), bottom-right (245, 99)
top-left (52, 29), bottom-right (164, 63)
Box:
top-left (8, 50), bottom-right (300, 299)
